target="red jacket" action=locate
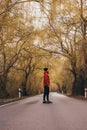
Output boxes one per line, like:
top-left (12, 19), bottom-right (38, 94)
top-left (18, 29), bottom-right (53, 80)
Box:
top-left (44, 71), bottom-right (50, 87)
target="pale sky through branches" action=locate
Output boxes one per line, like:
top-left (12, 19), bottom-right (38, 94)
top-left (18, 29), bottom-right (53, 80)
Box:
top-left (23, 1), bottom-right (50, 28)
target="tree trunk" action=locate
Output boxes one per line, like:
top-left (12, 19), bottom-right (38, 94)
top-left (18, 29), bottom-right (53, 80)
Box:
top-left (21, 73), bottom-right (29, 96)
top-left (84, 67), bottom-right (87, 89)
top-left (72, 72), bottom-right (77, 96)
top-left (72, 69), bottom-right (85, 96)
top-left (21, 81), bottom-right (27, 96)
top-left (0, 74), bottom-right (9, 98)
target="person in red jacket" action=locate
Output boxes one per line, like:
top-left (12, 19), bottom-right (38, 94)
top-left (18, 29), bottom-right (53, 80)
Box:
top-left (43, 68), bottom-right (52, 103)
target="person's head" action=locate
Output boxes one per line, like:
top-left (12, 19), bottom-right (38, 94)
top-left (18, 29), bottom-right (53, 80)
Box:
top-left (44, 68), bottom-right (48, 71)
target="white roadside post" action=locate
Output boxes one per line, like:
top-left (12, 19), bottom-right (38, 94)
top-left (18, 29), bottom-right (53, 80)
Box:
top-left (62, 90), bottom-right (64, 94)
top-left (85, 88), bottom-right (87, 98)
top-left (19, 88), bottom-right (21, 98)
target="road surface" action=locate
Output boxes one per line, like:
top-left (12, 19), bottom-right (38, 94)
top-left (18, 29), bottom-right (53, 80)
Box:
top-left (0, 92), bottom-right (87, 130)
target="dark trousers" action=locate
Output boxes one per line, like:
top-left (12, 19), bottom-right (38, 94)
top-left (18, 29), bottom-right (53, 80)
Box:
top-left (43, 86), bottom-right (49, 101)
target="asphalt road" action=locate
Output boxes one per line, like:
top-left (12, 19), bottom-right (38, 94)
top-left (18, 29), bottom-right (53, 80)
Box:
top-left (0, 92), bottom-right (87, 130)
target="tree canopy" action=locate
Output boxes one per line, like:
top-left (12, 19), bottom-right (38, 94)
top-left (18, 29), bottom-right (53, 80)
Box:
top-left (0, 0), bottom-right (87, 98)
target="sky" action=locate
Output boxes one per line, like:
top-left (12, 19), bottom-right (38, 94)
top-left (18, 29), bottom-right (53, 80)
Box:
top-left (23, 1), bottom-right (50, 28)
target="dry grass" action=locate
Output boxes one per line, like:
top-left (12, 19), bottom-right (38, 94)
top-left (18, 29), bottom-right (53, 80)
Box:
top-left (0, 97), bottom-right (23, 106)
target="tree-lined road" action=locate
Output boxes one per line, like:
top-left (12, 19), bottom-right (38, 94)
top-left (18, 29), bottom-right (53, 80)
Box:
top-left (0, 93), bottom-right (87, 130)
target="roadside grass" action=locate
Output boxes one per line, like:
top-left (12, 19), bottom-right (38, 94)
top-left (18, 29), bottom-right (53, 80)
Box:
top-left (0, 94), bottom-right (39, 106)
top-left (0, 97), bottom-right (26, 106)
top-left (67, 94), bottom-right (87, 100)
top-left (72, 95), bottom-right (87, 100)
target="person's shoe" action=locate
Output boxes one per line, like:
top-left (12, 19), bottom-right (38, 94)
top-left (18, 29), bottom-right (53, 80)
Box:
top-left (47, 100), bottom-right (52, 103)
top-left (43, 100), bottom-right (46, 103)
